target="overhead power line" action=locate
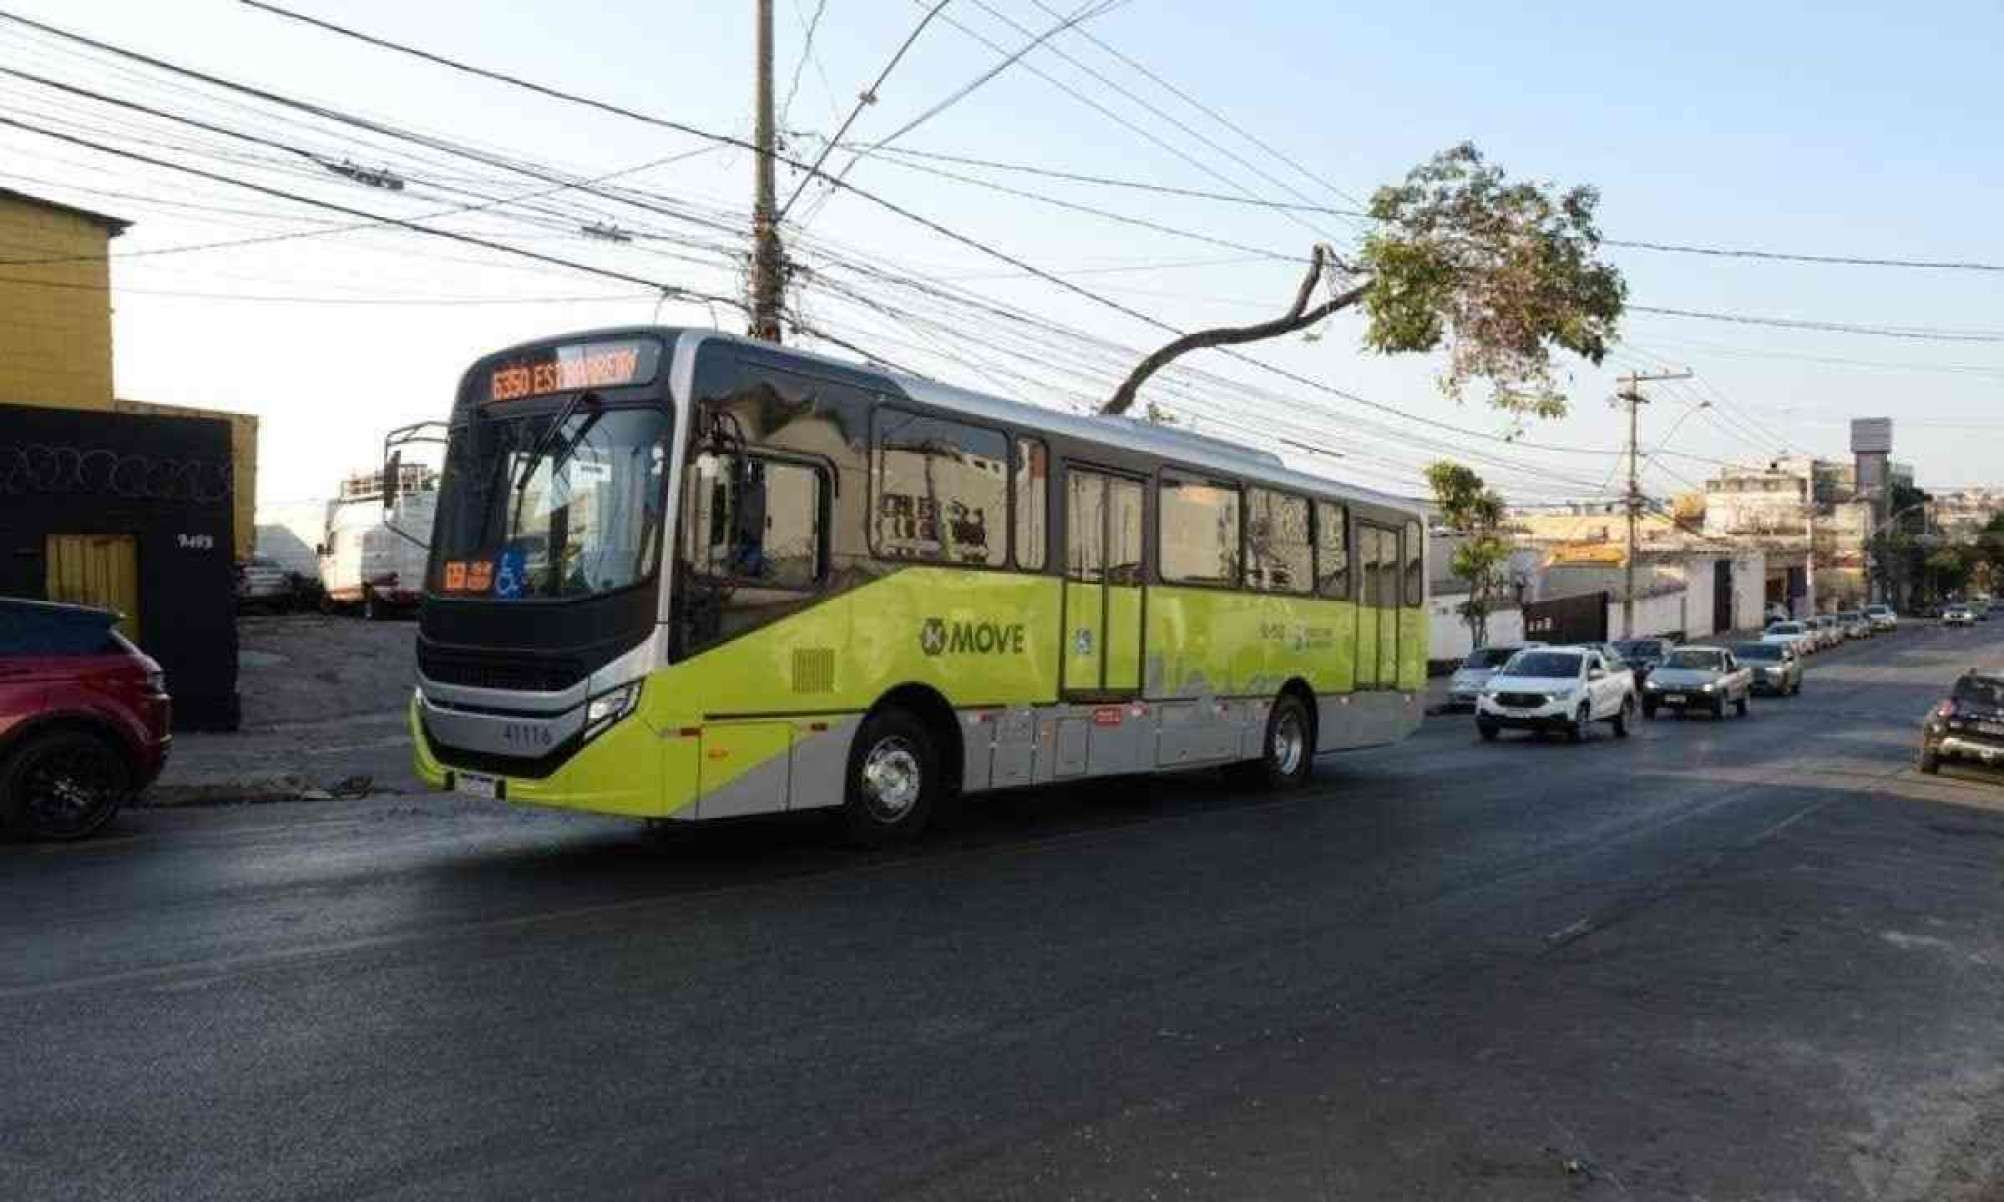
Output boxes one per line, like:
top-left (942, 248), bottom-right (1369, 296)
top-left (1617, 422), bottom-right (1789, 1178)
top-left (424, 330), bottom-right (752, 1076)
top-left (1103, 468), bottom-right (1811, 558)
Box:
top-left (15, 5), bottom-right (1723, 482)
top-left (0, 113), bottom-right (739, 309)
top-left (1631, 304), bottom-right (2004, 344)
top-left (849, 0), bottom-right (1125, 162)
top-left (1017, 0), bottom-right (1370, 213)
top-left (779, 0), bottom-right (829, 126)
top-left (0, 275), bottom-right (654, 305)
top-left (1607, 238), bottom-right (2004, 274)
top-left (775, 0), bottom-right (953, 222)
top-left (846, 145), bottom-right (2004, 280)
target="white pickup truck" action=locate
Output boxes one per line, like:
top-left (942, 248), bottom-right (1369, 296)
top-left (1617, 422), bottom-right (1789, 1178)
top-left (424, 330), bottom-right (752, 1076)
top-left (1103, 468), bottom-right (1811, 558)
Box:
top-left (1474, 645), bottom-right (1638, 743)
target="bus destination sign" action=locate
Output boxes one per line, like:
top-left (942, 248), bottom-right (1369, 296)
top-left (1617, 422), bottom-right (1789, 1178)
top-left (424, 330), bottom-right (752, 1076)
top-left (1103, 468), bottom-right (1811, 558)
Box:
top-left (486, 339), bottom-right (659, 403)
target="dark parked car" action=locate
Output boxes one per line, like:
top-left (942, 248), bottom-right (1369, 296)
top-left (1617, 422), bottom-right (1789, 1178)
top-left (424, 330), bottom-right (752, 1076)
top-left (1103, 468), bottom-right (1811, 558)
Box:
top-left (0, 599), bottom-right (172, 840)
top-left (1612, 637), bottom-right (1673, 683)
top-left (1918, 670), bottom-right (2004, 775)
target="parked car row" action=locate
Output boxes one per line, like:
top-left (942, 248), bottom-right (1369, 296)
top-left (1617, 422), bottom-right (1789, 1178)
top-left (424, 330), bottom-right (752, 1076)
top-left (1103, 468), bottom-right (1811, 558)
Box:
top-left (1762, 607), bottom-right (1890, 656)
top-left (1459, 625), bottom-right (1836, 743)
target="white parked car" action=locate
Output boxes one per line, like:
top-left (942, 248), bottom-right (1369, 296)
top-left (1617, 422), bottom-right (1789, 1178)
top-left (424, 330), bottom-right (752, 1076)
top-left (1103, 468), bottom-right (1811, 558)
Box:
top-left (1864, 603), bottom-right (1898, 632)
top-left (1475, 646), bottom-right (1637, 743)
top-left (1763, 621), bottom-right (1814, 655)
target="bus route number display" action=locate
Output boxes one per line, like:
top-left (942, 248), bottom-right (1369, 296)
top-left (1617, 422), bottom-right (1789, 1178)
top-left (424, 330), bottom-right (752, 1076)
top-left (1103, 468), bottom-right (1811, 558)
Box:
top-left (487, 339), bottom-right (658, 403)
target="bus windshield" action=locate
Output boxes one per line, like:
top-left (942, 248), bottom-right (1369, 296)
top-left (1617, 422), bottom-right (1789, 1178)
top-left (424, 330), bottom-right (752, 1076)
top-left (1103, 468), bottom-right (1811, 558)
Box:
top-left (430, 404), bottom-right (670, 600)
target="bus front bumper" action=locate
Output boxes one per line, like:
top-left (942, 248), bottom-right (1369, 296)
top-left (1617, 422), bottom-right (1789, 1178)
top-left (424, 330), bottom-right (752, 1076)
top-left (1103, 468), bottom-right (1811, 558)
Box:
top-left (411, 699), bottom-right (694, 820)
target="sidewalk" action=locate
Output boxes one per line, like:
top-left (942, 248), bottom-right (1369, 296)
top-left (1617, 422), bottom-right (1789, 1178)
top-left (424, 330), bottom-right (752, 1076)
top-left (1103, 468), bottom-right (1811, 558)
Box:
top-left (145, 613), bottom-right (425, 805)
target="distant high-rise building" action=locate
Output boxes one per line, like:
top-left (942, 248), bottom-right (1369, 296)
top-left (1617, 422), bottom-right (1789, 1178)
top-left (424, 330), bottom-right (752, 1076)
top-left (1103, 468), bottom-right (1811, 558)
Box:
top-left (1851, 417), bottom-right (1893, 522)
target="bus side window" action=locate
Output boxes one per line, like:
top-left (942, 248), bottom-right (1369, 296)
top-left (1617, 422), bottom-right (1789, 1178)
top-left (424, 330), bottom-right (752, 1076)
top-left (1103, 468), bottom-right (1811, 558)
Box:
top-left (1247, 489), bottom-right (1311, 594)
top-left (1315, 501), bottom-right (1350, 599)
top-left (872, 408), bottom-right (1009, 567)
top-left (1158, 471), bottom-right (1240, 587)
top-left (1014, 437), bottom-right (1047, 571)
top-left (686, 454), bottom-right (824, 590)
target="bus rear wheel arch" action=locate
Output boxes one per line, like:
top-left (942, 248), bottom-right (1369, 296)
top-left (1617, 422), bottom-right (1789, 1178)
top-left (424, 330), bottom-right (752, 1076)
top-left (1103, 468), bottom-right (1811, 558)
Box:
top-left (1239, 685), bottom-right (1316, 790)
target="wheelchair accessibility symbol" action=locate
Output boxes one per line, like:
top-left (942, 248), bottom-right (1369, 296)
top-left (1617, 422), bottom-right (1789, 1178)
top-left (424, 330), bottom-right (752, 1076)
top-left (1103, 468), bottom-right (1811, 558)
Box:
top-left (494, 548), bottom-right (527, 599)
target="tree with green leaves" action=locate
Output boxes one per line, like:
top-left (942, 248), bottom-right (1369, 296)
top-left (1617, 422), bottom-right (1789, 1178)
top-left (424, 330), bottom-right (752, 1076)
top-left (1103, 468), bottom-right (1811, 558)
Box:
top-left (1103, 143), bottom-right (1626, 422)
top-left (1425, 460), bottom-right (1512, 648)
top-left (1927, 544), bottom-right (1973, 599)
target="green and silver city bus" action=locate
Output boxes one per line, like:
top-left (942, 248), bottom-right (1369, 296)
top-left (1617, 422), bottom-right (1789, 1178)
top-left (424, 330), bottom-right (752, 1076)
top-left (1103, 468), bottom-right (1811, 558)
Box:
top-left (412, 327), bottom-right (1427, 841)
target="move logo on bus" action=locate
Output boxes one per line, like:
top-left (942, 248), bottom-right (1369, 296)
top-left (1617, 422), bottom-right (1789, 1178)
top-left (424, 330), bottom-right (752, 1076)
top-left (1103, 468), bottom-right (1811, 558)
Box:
top-left (919, 617), bottom-right (1027, 657)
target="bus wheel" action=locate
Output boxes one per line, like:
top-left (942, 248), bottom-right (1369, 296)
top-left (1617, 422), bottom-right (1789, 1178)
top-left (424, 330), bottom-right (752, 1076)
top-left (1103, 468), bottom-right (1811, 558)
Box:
top-left (841, 709), bottom-right (937, 846)
top-left (1252, 693), bottom-right (1315, 789)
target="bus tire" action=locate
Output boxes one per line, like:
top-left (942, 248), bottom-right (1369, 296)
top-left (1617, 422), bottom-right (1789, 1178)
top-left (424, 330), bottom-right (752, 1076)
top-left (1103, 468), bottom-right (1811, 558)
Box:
top-left (1250, 693), bottom-right (1315, 789)
top-left (840, 708), bottom-right (938, 846)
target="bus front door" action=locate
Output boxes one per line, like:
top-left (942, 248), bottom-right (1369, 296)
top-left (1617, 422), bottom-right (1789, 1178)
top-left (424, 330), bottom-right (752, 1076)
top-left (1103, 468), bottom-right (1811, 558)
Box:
top-left (1064, 469), bottom-right (1144, 696)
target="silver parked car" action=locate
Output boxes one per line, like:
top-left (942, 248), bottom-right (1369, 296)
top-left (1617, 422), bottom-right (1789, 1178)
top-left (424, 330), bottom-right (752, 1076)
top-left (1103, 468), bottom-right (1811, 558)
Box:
top-left (1836, 610), bottom-right (1872, 639)
top-left (1447, 644), bottom-right (1540, 711)
top-left (1641, 645), bottom-right (1754, 719)
top-left (1733, 640), bottom-right (1803, 696)
top-left (235, 555), bottom-right (294, 611)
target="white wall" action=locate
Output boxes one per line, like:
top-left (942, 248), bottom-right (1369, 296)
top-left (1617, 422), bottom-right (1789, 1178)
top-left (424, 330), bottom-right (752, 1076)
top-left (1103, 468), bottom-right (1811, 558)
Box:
top-left (1611, 589), bottom-right (1692, 641)
top-left (1429, 594), bottom-right (1525, 662)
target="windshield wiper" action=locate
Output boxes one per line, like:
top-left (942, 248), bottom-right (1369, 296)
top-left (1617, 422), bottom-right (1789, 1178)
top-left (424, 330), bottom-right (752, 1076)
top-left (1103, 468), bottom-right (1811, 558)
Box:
top-left (512, 390), bottom-right (602, 495)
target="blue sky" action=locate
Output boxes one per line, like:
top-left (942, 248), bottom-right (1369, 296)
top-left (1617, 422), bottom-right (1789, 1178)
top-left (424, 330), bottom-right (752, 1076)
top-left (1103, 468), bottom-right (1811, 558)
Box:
top-left (2, 0), bottom-right (1998, 501)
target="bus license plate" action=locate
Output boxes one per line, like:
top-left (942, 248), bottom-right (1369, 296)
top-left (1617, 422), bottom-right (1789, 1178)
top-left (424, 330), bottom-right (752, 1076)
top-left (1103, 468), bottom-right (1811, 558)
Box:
top-left (454, 771), bottom-right (503, 800)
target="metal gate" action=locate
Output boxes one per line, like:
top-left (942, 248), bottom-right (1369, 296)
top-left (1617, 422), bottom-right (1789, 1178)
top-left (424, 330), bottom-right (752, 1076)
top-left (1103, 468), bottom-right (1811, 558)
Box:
top-left (45, 533), bottom-right (140, 645)
top-left (1713, 559), bottom-right (1733, 634)
top-left (1523, 590), bottom-right (1608, 646)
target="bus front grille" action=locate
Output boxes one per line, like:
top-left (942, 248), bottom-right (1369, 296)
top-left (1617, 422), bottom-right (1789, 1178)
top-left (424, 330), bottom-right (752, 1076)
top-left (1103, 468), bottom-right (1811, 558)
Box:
top-left (418, 645), bottom-right (585, 693)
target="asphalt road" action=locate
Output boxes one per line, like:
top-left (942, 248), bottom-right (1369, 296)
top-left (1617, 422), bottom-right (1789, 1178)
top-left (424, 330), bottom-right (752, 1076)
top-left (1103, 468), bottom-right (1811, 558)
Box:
top-left (5, 624), bottom-right (2003, 1200)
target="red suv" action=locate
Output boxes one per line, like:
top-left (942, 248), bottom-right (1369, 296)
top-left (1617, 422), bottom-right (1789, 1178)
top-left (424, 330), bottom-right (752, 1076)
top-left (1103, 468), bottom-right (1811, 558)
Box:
top-left (0, 598), bottom-right (172, 840)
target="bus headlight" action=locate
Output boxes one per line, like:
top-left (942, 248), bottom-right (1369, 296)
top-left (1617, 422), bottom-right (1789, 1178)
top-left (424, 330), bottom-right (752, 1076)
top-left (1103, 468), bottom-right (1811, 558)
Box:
top-left (583, 681), bottom-right (642, 743)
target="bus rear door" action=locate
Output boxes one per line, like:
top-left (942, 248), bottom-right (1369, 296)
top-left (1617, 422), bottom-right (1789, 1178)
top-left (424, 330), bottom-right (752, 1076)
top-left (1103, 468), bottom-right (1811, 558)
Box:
top-left (1063, 468), bottom-right (1144, 696)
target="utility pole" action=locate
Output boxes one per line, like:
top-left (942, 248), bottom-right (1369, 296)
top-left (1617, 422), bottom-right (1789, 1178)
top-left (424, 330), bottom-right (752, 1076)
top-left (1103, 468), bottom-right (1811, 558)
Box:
top-left (1615, 369), bottom-right (1692, 637)
top-left (749, 0), bottom-right (785, 343)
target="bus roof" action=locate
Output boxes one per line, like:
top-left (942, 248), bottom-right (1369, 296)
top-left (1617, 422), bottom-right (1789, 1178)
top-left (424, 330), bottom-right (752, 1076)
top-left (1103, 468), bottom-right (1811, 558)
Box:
top-left (687, 328), bottom-right (1428, 519)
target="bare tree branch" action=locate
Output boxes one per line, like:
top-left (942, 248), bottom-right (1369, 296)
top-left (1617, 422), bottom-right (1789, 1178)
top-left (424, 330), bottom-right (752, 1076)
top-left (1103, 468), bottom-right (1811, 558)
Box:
top-left (1100, 244), bottom-right (1368, 416)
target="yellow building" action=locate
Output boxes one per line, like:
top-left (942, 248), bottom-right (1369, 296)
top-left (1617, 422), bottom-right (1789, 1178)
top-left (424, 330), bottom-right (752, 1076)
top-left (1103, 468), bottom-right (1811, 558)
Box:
top-left (0, 188), bottom-right (125, 410)
top-left (0, 189), bottom-right (259, 559)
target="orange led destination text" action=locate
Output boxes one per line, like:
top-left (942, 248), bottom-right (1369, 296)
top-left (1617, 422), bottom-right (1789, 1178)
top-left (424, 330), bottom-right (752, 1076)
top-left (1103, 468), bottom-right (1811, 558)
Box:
top-left (490, 345), bottom-right (642, 402)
